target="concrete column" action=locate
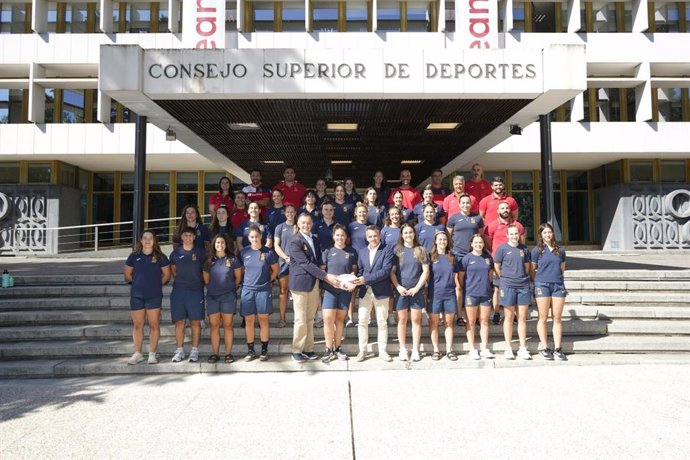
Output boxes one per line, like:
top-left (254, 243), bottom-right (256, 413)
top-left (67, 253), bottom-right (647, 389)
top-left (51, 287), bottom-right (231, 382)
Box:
top-left (632, 0), bottom-right (648, 32)
top-left (100, 0), bottom-right (113, 33)
top-left (305, 0), bottom-right (311, 31)
top-left (635, 62), bottom-right (653, 121)
top-left (571, 92), bottom-right (585, 121)
top-left (372, 0), bottom-right (377, 31)
top-left (169, 0), bottom-right (180, 32)
top-left (28, 63), bottom-right (45, 124)
top-left (502, 0), bottom-right (514, 32)
top-left (567, 0), bottom-right (582, 32)
top-left (97, 90), bottom-right (110, 123)
top-left (32, 0), bottom-right (48, 33)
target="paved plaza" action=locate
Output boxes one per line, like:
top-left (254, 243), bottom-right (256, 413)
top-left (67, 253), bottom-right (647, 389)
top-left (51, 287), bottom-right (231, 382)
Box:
top-left (1, 359), bottom-right (689, 459)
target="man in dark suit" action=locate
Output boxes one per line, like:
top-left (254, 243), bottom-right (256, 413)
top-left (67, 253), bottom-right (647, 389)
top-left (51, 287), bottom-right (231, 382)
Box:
top-left (288, 213), bottom-right (338, 363)
top-left (352, 225), bottom-right (395, 362)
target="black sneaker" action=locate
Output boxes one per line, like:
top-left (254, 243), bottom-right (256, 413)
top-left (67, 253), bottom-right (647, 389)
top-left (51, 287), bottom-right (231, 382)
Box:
top-left (259, 349), bottom-right (269, 361)
top-left (244, 350), bottom-right (257, 362)
top-left (335, 346), bottom-right (349, 361)
top-left (540, 348), bottom-right (554, 360)
top-left (492, 312), bottom-right (501, 325)
top-left (321, 349), bottom-right (335, 363)
top-left (553, 348), bottom-right (568, 361)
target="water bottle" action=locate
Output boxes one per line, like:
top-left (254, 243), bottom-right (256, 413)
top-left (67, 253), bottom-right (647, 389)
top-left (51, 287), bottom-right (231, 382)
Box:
top-left (8, 273), bottom-right (13, 288)
top-left (1, 270), bottom-right (9, 288)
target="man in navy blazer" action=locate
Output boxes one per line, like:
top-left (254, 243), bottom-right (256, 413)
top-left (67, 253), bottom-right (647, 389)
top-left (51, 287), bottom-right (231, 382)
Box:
top-left (353, 225), bottom-right (395, 362)
top-left (288, 213), bottom-right (338, 363)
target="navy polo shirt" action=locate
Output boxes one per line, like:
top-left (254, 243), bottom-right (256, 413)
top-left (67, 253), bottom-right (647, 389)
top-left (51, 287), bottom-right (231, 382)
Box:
top-left (348, 221), bottom-right (369, 252)
top-left (494, 243), bottom-right (531, 288)
top-left (531, 246), bottom-right (567, 283)
top-left (125, 252), bottom-right (170, 299)
top-left (234, 220), bottom-right (269, 248)
top-left (204, 255), bottom-right (242, 296)
top-left (460, 252), bottom-right (494, 297)
top-left (366, 205), bottom-right (385, 228)
top-left (412, 202), bottom-right (445, 225)
top-left (415, 222), bottom-right (445, 253)
top-left (447, 213), bottom-right (484, 256)
top-left (170, 246), bottom-right (205, 290)
top-left (313, 219), bottom-right (336, 249)
top-left (428, 255), bottom-right (459, 301)
top-left (333, 202), bottom-right (355, 225)
top-left (395, 246), bottom-right (428, 289)
top-left (322, 246), bottom-right (358, 293)
top-left (240, 246), bottom-right (278, 291)
top-left (173, 223), bottom-right (210, 251)
top-left (381, 226), bottom-right (400, 247)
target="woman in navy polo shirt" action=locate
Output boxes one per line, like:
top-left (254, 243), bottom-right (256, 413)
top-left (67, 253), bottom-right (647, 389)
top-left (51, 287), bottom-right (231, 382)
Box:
top-left (332, 183), bottom-right (355, 225)
top-left (320, 224), bottom-right (358, 363)
top-left (494, 224), bottom-right (532, 361)
top-left (363, 187), bottom-right (385, 228)
top-left (427, 230), bottom-right (460, 361)
top-left (391, 224), bottom-right (430, 362)
top-left (266, 189), bottom-right (287, 234)
top-left (173, 204), bottom-right (209, 252)
top-left (459, 234), bottom-right (495, 360)
top-left (298, 189), bottom-right (320, 221)
top-left (124, 230), bottom-right (171, 365)
top-left (348, 203), bottom-right (370, 253)
top-left (209, 204), bottom-right (233, 241)
top-left (203, 234), bottom-right (242, 364)
top-left (270, 204), bottom-right (297, 328)
top-left (381, 206), bottom-right (404, 326)
top-left (531, 222), bottom-right (568, 361)
top-left (391, 190), bottom-right (414, 223)
top-left (415, 203), bottom-right (445, 253)
top-left (235, 202), bottom-right (269, 251)
top-left (169, 226), bottom-right (206, 363)
top-left (240, 225), bottom-right (279, 361)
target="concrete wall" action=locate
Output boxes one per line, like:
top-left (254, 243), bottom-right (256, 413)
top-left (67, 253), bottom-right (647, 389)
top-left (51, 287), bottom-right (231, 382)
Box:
top-left (601, 183), bottom-right (690, 251)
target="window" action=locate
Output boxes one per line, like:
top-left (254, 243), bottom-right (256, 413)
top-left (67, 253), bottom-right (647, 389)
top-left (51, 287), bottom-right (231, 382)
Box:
top-left (0, 163), bottom-right (20, 184)
top-left (407, 3), bottom-right (430, 32)
top-left (657, 88), bottom-right (684, 122)
top-left (28, 163), bottom-right (52, 184)
top-left (629, 160), bottom-right (654, 183)
top-left (660, 160), bottom-right (686, 183)
top-left (593, 2), bottom-right (617, 32)
top-left (313, 2), bottom-right (338, 31)
top-left (63, 90), bottom-right (85, 123)
top-left (0, 89), bottom-right (23, 123)
top-left (513, 1), bottom-right (526, 31)
top-left (128, 3), bottom-right (152, 32)
top-left (92, 172), bottom-right (116, 246)
top-left (655, 3), bottom-right (681, 32)
top-left (346, 2), bottom-right (368, 31)
top-left (531, 2), bottom-right (557, 32)
top-left (120, 172), bottom-right (134, 243)
top-left (148, 172), bottom-right (170, 241)
top-left (253, 2), bottom-right (275, 31)
top-left (377, 2), bottom-right (401, 31)
top-left (604, 161), bottom-right (621, 186)
top-left (0, 4), bottom-right (28, 34)
top-left (282, 2), bottom-right (305, 31)
top-left (510, 171), bottom-right (535, 241)
top-left (60, 164), bottom-right (78, 188)
top-left (444, 1), bottom-right (454, 32)
top-left (566, 171), bottom-right (590, 242)
top-left (176, 172), bottom-right (199, 217)
top-left (64, 3), bottom-right (90, 33)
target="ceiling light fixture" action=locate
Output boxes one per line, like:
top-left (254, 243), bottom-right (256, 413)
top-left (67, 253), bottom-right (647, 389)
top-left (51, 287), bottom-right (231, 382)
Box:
top-left (165, 127), bottom-right (176, 141)
top-left (228, 122), bottom-right (260, 130)
top-left (331, 160), bottom-right (353, 165)
top-left (327, 123), bottom-right (358, 131)
top-left (400, 160), bottom-right (424, 165)
top-left (263, 160), bottom-right (284, 164)
top-left (509, 125), bottom-right (522, 135)
top-left (426, 122), bottom-right (460, 131)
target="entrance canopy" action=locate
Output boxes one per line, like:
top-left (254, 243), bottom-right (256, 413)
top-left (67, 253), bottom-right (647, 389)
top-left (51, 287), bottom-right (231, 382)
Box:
top-left (100, 45), bottom-right (585, 185)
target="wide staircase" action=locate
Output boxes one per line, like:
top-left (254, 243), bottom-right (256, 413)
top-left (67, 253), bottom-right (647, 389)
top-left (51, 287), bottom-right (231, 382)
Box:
top-left (1, 269), bottom-right (689, 377)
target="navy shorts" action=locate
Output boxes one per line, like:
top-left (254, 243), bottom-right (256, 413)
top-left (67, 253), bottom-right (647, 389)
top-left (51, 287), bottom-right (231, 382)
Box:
top-left (429, 298), bottom-right (457, 315)
top-left (278, 261), bottom-right (289, 279)
top-left (240, 289), bottom-right (273, 316)
top-left (395, 291), bottom-right (425, 310)
top-left (500, 286), bottom-right (531, 306)
top-left (492, 274), bottom-right (501, 288)
top-left (465, 295), bottom-right (492, 307)
top-left (130, 296), bottom-right (162, 311)
top-left (535, 282), bottom-right (567, 298)
top-left (170, 288), bottom-right (205, 322)
top-left (323, 289), bottom-right (351, 310)
top-left (206, 292), bottom-right (237, 315)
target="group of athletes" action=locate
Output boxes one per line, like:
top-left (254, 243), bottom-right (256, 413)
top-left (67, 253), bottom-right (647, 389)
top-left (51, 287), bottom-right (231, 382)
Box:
top-left (124, 163), bottom-right (568, 366)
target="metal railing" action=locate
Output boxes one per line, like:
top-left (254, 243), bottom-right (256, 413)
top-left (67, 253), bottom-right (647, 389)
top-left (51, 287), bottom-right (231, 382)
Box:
top-left (7, 215), bottom-right (211, 255)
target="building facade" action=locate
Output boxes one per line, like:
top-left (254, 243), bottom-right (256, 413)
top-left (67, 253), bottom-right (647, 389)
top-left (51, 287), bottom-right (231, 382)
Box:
top-left (1, 0), bottom-right (689, 254)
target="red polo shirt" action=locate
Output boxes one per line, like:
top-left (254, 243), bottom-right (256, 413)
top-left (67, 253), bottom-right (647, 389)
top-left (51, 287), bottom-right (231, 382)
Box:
top-left (465, 179), bottom-right (492, 204)
top-left (387, 187), bottom-right (423, 210)
top-left (479, 194), bottom-right (518, 225)
top-left (230, 207), bottom-right (250, 229)
top-left (273, 181), bottom-right (306, 208)
top-left (442, 193), bottom-right (478, 218)
top-left (430, 185), bottom-right (451, 207)
top-left (485, 218), bottom-right (525, 257)
top-left (208, 193), bottom-right (234, 213)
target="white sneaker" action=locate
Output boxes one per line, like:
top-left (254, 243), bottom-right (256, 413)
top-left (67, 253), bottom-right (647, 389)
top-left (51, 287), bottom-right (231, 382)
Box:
top-left (189, 348), bottom-right (199, 363)
top-left (411, 350), bottom-right (421, 362)
top-left (504, 348), bottom-right (515, 360)
top-left (127, 352), bottom-right (144, 365)
top-left (171, 348), bottom-right (185, 362)
top-left (147, 352), bottom-right (159, 364)
top-left (480, 349), bottom-right (496, 359)
top-left (398, 349), bottom-right (409, 361)
top-left (469, 349), bottom-right (480, 360)
top-left (517, 346), bottom-right (532, 360)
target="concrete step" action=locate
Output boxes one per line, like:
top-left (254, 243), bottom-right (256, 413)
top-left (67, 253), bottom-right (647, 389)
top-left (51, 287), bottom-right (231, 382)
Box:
top-left (565, 270), bottom-right (690, 281)
top-left (569, 291), bottom-right (690, 305)
top-left (597, 306), bottom-right (690, 319)
top-left (0, 285), bottom-right (146, 298)
top-left (2, 333), bottom-right (688, 361)
top-left (0, 306), bottom-right (603, 326)
top-left (0, 318), bottom-right (609, 342)
top-left (13, 274), bottom-right (125, 286)
top-left (1, 353), bottom-right (689, 378)
top-left (564, 281), bottom-right (690, 291)
top-left (606, 320), bottom-right (690, 335)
